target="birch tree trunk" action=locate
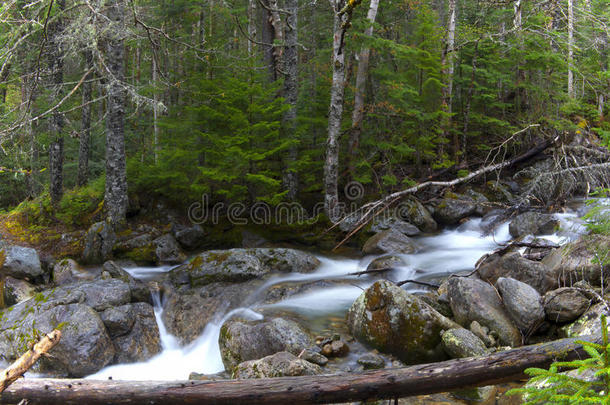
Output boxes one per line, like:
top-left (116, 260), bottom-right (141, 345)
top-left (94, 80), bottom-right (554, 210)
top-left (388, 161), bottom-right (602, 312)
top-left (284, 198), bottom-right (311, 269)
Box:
top-left (441, 0), bottom-right (457, 160)
top-left (348, 0), bottom-right (380, 175)
top-left (567, 0), bottom-right (575, 98)
top-left (104, 0), bottom-right (128, 227)
top-left (282, 0), bottom-right (299, 200)
top-left (48, 0), bottom-right (65, 206)
top-left (77, 50), bottom-right (93, 187)
top-left (324, 0), bottom-right (350, 222)
top-left (598, 19), bottom-right (607, 117)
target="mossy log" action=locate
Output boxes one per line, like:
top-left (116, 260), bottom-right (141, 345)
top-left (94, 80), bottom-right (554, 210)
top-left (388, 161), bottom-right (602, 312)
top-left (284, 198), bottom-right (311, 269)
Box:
top-left (0, 334), bottom-right (601, 404)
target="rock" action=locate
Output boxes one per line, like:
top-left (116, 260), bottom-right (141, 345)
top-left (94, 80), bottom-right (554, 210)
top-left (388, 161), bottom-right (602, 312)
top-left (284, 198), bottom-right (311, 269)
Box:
top-left (419, 293), bottom-right (453, 319)
top-left (233, 351), bottom-right (322, 379)
top-left (399, 197), bottom-right (438, 233)
top-left (469, 321), bottom-right (496, 347)
top-left (433, 192), bottom-right (477, 225)
top-left (448, 277), bottom-right (521, 347)
top-left (0, 244), bottom-right (43, 280)
top-left (112, 303), bottom-right (162, 363)
top-left (112, 233), bottom-right (157, 264)
top-left (102, 261), bottom-right (151, 305)
top-left (153, 234), bottom-right (186, 264)
top-left (371, 217), bottom-right (421, 236)
top-left (321, 340), bottom-right (349, 358)
top-left (357, 353), bottom-right (385, 370)
top-left (3, 276), bottom-right (35, 306)
top-left (100, 305), bottom-right (135, 338)
top-left (174, 224), bottom-right (206, 250)
top-left (560, 303), bottom-right (610, 338)
top-left (542, 235), bottom-right (610, 287)
top-left (496, 277), bottom-right (545, 333)
top-left (162, 281), bottom-right (260, 344)
top-left (478, 252), bottom-right (557, 294)
top-left (169, 248), bottom-right (320, 288)
top-left (241, 230), bottom-right (269, 248)
top-left (362, 229), bottom-right (417, 255)
top-left (523, 237), bottom-right (558, 261)
top-left (465, 189), bottom-right (491, 216)
top-left (300, 348), bottom-right (328, 366)
top-left (508, 212), bottom-right (560, 238)
top-left (543, 288), bottom-right (591, 323)
top-left (71, 279), bottom-right (131, 311)
top-left (219, 317), bottom-right (312, 371)
top-left (441, 328), bottom-right (488, 358)
top-left (366, 255), bottom-right (407, 272)
top-left (82, 220), bottom-right (116, 265)
top-left (52, 259), bottom-right (85, 285)
top-left (347, 280), bottom-right (460, 364)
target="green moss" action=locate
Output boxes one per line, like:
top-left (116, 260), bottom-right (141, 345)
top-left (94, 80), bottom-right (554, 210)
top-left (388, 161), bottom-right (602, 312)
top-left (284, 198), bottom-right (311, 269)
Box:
top-left (122, 245), bottom-right (157, 264)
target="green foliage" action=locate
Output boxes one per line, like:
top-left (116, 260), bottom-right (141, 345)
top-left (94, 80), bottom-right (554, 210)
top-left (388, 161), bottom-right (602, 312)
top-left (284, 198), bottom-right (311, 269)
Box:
top-left (508, 315), bottom-right (610, 404)
top-left (584, 189), bottom-right (610, 235)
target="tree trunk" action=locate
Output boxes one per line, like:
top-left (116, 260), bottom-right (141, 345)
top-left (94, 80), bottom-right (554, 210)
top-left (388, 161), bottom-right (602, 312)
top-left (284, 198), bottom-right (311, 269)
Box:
top-left (348, 0), bottom-right (380, 175)
top-left (324, 0), bottom-right (350, 222)
top-left (77, 51), bottom-right (93, 187)
top-left (598, 24), bottom-right (607, 118)
top-left (282, 0), bottom-right (299, 200)
top-left (104, 0), bottom-right (128, 227)
top-left (462, 42), bottom-right (478, 160)
top-left (152, 49), bottom-right (160, 165)
top-left (441, 0), bottom-right (457, 161)
top-left (0, 63), bottom-right (10, 108)
top-left (0, 334), bottom-right (601, 405)
top-left (247, 0), bottom-right (257, 56)
top-left (260, 0), bottom-right (276, 80)
top-left (567, 0), bottom-right (574, 98)
top-left (48, 0), bottom-right (66, 206)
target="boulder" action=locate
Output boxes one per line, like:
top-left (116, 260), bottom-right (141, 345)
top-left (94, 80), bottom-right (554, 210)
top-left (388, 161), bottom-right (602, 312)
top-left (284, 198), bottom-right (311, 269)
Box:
top-left (523, 237), bottom-right (559, 261)
top-left (100, 305), bottom-right (135, 338)
top-left (69, 279), bottom-right (131, 311)
top-left (433, 192), bottom-right (477, 225)
top-left (560, 303), bottom-right (610, 338)
top-left (469, 321), bottom-right (496, 348)
top-left (3, 276), bottom-right (35, 306)
top-left (496, 277), bottom-right (545, 333)
top-left (299, 348), bottom-right (328, 366)
top-left (448, 277), bottom-right (521, 347)
top-left (82, 221), bottom-right (116, 265)
top-left (465, 189), bottom-right (491, 216)
top-left (441, 328), bottom-right (488, 359)
top-left (219, 317), bottom-right (312, 371)
top-left (112, 233), bottom-right (157, 264)
top-left (478, 252), bottom-right (557, 294)
top-left (111, 303), bottom-right (162, 363)
top-left (174, 224), bottom-right (206, 250)
top-left (543, 288), bottom-right (591, 323)
top-left (0, 244), bottom-right (43, 280)
top-left (508, 212), bottom-right (560, 238)
top-left (52, 259), bottom-right (88, 285)
top-left (366, 255), bottom-right (407, 272)
top-left (370, 217), bottom-right (420, 236)
top-left (362, 230), bottom-right (417, 255)
top-left (347, 280), bottom-right (459, 364)
top-left (399, 197), bottom-right (438, 233)
top-left (153, 234), bottom-right (186, 264)
top-left (233, 352), bottom-right (322, 379)
top-left (357, 353), bottom-right (385, 370)
top-left (102, 261), bottom-right (151, 305)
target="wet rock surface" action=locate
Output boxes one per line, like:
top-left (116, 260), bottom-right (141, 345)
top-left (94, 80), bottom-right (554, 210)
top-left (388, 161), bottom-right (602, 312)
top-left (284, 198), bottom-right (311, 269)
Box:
top-left (496, 277), bottom-right (545, 333)
top-left (233, 351), bottom-right (322, 379)
top-left (362, 230), bottom-right (417, 255)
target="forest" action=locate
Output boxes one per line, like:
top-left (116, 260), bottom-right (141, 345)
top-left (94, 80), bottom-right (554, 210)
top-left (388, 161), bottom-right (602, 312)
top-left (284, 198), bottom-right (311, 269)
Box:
top-left (0, 0), bottom-right (609, 403)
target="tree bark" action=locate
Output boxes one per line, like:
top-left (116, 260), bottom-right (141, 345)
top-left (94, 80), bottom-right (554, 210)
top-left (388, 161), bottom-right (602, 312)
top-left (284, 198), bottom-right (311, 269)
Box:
top-left (0, 63), bottom-right (10, 107)
top-left (441, 0), bottom-right (457, 160)
top-left (324, 0), bottom-right (350, 222)
top-left (152, 48), bottom-right (160, 165)
top-left (567, 0), bottom-right (574, 98)
top-left (104, 0), bottom-right (128, 227)
top-left (48, 0), bottom-right (66, 206)
top-left (0, 334), bottom-right (601, 405)
top-left (348, 0), bottom-right (380, 175)
top-left (77, 51), bottom-right (93, 187)
top-left (282, 0), bottom-right (299, 200)
top-left (462, 42), bottom-right (478, 160)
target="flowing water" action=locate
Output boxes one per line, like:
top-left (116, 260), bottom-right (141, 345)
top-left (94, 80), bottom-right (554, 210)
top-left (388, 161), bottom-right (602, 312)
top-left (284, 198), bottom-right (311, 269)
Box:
top-left (87, 208), bottom-right (589, 381)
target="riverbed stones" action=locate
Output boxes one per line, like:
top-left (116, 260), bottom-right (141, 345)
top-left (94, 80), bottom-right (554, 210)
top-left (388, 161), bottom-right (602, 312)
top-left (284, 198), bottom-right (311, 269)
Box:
top-left (153, 234), bottom-right (186, 264)
top-left (174, 224), bottom-right (205, 250)
top-left (0, 243), bottom-right (43, 280)
top-left (370, 217), bottom-right (421, 236)
top-left (347, 280), bottom-right (459, 364)
top-left (543, 287), bottom-right (591, 323)
top-left (300, 348), bottom-right (328, 366)
top-left (219, 317), bottom-right (312, 371)
top-left (362, 230), bottom-right (417, 255)
top-left (508, 212), bottom-right (560, 238)
top-left (233, 351), bottom-right (322, 379)
top-left (112, 303), bottom-right (162, 363)
top-left (357, 352), bottom-right (385, 370)
top-left (3, 276), bottom-right (35, 306)
top-left (441, 328), bottom-right (488, 359)
top-left (478, 252), bottom-right (557, 294)
top-left (433, 192), bottom-right (477, 225)
top-left (560, 303), bottom-right (610, 338)
top-left (366, 255), bottom-right (407, 273)
top-left (53, 258), bottom-right (83, 285)
top-left (496, 277), bottom-right (545, 333)
top-left (399, 197), bottom-right (438, 233)
top-left (82, 220), bottom-right (116, 265)
top-left (448, 277), bottom-right (521, 347)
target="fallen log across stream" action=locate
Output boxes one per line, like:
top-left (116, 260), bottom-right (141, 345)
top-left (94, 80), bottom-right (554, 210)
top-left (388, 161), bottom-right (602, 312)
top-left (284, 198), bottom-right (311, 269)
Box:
top-left (0, 334), bottom-right (601, 405)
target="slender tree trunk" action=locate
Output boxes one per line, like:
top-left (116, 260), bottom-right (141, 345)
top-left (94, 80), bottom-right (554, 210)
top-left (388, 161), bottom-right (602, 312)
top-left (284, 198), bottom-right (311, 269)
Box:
top-left (0, 63), bottom-right (10, 108)
top-left (22, 71), bottom-right (39, 198)
top-left (568, 0), bottom-right (574, 98)
top-left (48, 0), bottom-right (65, 206)
top-left (152, 50), bottom-right (160, 164)
top-left (348, 0), bottom-right (380, 176)
top-left (260, 0), bottom-right (276, 80)
top-left (282, 0), bottom-right (299, 200)
top-left (324, 0), bottom-right (350, 222)
top-left (77, 51), bottom-right (93, 187)
top-left (462, 42), bottom-right (478, 161)
top-left (104, 0), bottom-right (128, 226)
top-left (247, 0), bottom-right (257, 56)
top-left (598, 20), bottom-right (607, 117)
top-left (441, 0), bottom-right (457, 161)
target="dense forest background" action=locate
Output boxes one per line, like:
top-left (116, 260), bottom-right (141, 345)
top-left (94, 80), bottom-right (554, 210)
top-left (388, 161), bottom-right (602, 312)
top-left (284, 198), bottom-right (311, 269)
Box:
top-left (0, 0), bottom-right (608, 223)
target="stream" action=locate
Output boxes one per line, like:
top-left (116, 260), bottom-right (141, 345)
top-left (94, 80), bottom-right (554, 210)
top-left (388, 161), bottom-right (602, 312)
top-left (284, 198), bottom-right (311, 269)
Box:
top-left (86, 205), bottom-right (590, 381)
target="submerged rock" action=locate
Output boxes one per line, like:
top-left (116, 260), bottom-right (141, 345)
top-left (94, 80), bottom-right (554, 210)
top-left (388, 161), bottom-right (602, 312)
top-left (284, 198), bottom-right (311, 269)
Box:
top-left (347, 280), bottom-right (459, 364)
top-left (543, 288), bottom-right (591, 323)
top-left (496, 277), bottom-right (545, 333)
top-left (508, 212), bottom-right (560, 238)
top-left (233, 351), bottom-right (322, 379)
top-left (362, 230), bottom-right (417, 255)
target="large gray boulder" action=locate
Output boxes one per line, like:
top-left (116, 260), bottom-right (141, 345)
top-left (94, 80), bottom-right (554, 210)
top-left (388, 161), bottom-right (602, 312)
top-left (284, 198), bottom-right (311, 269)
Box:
top-left (478, 252), bottom-right (557, 294)
top-left (102, 261), bottom-right (152, 305)
top-left (153, 234), bottom-right (186, 264)
top-left (347, 280), bottom-right (459, 364)
top-left (82, 220), bottom-right (116, 265)
top-left (233, 351), bottom-right (322, 379)
top-left (0, 244), bottom-right (43, 280)
top-left (448, 277), bottom-right (521, 347)
top-left (509, 212), bottom-right (560, 238)
top-left (169, 248), bottom-right (320, 288)
top-left (362, 229), bottom-right (417, 255)
top-left (496, 277), bottom-right (545, 333)
top-left (370, 217), bottom-right (420, 236)
top-left (433, 192), bottom-right (477, 225)
top-left (53, 259), bottom-right (86, 285)
top-left (543, 288), bottom-right (591, 323)
top-left (399, 197), bottom-right (438, 233)
top-left (174, 224), bottom-right (206, 250)
top-left (111, 303), bottom-right (162, 363)
top-left (219, 318), bottom-right (312, 371)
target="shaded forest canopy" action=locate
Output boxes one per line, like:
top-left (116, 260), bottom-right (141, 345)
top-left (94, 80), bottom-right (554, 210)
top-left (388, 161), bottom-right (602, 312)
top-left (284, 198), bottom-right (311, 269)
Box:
top-left (0, 0), bottom-right (607, 223)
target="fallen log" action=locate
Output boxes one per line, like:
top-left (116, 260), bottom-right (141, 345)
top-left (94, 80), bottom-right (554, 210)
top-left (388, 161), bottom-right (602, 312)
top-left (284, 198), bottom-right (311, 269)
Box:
top-left (0, 334), bottom-right (600, 405)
